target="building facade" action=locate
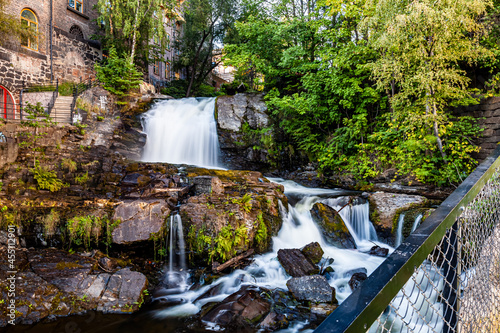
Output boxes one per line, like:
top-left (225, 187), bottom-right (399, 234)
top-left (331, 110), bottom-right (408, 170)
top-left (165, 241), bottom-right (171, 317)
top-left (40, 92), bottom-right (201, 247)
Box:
top-left (147, 7), bottom-right (185, 89)
top-left (0, 0), bottom-right (102, 119)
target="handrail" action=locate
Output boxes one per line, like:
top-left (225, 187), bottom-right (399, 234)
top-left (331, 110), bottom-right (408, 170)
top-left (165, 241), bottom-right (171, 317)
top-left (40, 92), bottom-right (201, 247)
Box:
top-left (46, 78), bottom-right (59, 116)
top-left (314, 144), bottom-right (500, 333)
top-left (70, 76), bottom-right (98, 124)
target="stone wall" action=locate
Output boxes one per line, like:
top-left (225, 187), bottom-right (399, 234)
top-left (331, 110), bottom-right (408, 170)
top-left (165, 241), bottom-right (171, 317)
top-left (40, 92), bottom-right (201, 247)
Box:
top-left (0, 27), bottom-right (100, 99)
top-left (455, 96), bottom-right (500, 161)
top-left (23, 92), bottom-right (54, 108)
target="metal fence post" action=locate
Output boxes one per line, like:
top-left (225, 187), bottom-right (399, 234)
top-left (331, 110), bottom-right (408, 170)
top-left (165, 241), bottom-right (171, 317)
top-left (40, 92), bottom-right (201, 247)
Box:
top-left (19, 89), bottom-right (23, 121)
top-left (443, 221), bottom-right (459, 333)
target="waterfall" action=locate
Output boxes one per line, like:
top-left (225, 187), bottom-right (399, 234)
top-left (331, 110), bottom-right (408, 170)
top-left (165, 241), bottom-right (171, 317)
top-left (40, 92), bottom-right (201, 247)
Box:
top-left (395, 213), bottom-right (405, 248)
top-left (322, 198), bottom-right (378, 250)
top-left (154, 180), bottom-right (392, 320)
top-left (161, 214), bottom-right (188, 295)
top-left (167, 214), bottom-right (186, 272)
top-left (140, 98), bottom-right (221, 168)
top-left (411, 213), bottom-right (424, 233)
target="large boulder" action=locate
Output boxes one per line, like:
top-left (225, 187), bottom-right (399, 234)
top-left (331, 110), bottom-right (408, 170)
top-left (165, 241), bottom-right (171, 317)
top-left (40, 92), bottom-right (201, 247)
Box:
top-left (0, 247), bottom-right (148, 327)
top-left (301, 242), bottom-right (324, 264)
top-left (286, 275), bottom-right (336, 304)
top-left (368, 192), bottom-right (428, 245)
top-left (277, 249), bottom-right (319, 277)
top-left (111, 199), bottom-right (170, 244)
top-left (201, 285), bottom-right (271, 328)
top-left (181, 169), bottom-right (287, 264)
top-left (217, 93), bottom-right (269, 132)
top-left (310, 203), bottom-right (356, 249)
top-left (216, 93), bottom-right (271, 169)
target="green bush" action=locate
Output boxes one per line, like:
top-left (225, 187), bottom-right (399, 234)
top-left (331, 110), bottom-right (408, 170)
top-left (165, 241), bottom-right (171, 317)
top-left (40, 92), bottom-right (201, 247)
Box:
top-left (32, 163), bottom-right (67, 192)
top-left (95, 47), bottom-right (142, 104)
top-left (58, 82), bottom-right (75, 96)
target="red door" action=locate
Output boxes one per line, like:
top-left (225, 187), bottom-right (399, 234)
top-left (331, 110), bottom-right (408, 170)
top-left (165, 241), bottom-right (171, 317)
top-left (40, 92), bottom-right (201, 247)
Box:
top-left (0, 86), bottom-right (14, 119)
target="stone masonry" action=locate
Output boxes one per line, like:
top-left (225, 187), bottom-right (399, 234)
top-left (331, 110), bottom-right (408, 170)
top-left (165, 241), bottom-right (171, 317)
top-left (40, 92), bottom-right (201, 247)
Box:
top-left (0, 0), bottom-right (101, 105)
top-left (455, 96), bottom-right (500, 161)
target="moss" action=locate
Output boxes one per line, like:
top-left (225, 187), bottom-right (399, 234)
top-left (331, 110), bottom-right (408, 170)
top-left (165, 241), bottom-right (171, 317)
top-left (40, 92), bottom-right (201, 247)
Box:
top-left (56, 261), bottom-right (83, 270)
top-left (391, 200), bottom-right (430, 234)
top-left (126, 163), bottom-right (139, 172)
top-left (137, 175), bottom-right (151, 187)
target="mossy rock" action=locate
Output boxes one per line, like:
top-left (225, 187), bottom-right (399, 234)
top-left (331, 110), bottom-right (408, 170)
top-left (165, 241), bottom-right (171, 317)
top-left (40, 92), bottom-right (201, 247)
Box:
top-left (310, 203), bottom-right (356, 249)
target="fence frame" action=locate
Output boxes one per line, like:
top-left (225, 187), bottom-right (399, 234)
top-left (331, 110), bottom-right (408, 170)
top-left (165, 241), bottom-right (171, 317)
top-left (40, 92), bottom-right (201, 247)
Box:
top-left (314, 145), bottom-right (500, 333)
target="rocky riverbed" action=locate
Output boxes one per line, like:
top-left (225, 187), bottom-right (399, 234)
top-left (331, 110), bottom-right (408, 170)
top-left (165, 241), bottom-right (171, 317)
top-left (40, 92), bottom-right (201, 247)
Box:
top-left (0, 91), bottom-right (440, 331)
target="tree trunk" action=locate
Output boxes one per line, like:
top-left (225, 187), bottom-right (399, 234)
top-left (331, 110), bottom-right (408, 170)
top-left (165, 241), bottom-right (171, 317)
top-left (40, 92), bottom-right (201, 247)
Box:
top-left (130, 0), bottom-right (140, 63)
top-left (432, 101), bottom-right (447, 161)
top-left (186, 31), bottom-right (209, 97)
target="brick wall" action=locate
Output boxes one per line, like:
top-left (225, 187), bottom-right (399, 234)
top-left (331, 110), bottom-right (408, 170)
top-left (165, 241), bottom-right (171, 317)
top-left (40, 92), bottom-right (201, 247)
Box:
top-left (455, 96), bottom-right (500, 161)
top-left (0, 0), bottom-right (101, 103)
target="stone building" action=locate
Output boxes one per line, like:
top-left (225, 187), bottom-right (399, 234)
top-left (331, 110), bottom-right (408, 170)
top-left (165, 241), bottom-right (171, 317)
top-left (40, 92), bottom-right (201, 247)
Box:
top-left (0, 0), bottom-right (102, 119)
top-left (147, 6), bottom-right (186, 89)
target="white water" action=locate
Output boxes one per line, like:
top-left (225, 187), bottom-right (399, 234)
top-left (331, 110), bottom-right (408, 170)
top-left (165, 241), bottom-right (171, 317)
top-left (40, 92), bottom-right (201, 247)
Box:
top-left (322, 197), bottom-right (380, 251)
top-left (395, 213), bottom-right (405, 248)
top-left (140, 98), bottom-right (221, 168)
top-left (411, 213), bottom-right (424, 233)
top-left (153, 179), bottom-right (391, 322)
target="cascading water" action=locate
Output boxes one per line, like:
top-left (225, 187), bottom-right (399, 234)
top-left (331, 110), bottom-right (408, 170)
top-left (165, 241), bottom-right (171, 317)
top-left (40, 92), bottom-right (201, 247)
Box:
top-left (140, 98), bottom-right (221, 168)
top-left (411, 213), bottom-right (424, 233)
top-left (395, 213), bottom-right (406, 248)
top-left (159, 214), bottom-right (189, 296)
top-left (322, 197), bottom-right (379, 250)
top-left (153, 179), bottom-right (391, 326)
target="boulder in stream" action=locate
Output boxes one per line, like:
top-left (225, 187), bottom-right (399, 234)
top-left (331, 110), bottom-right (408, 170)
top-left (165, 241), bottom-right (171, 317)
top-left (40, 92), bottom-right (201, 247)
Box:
top-left (369, 245), bottom-right (389, 257)
top-left (277, 248), bottom-right (319, 277)
top-left (348, 272), bottom-right (368, 291)
top-left (368, 192), bottom-right (428, 244)
top-left (286, 275), bottom-right (337, 304)
top-left (111, 199), bottom-right (170, 244)
top-left (301, 242), bottom-right (324, 264)
top-left (310, 202), bottom-right (356, 249)
top-left (201, 285), bottom-right (271, 328)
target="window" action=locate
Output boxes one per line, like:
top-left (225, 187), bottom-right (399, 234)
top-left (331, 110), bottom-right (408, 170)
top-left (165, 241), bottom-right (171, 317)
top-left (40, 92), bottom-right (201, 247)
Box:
top-left (166, 33), bottom-right (170, 50)
top-left (0, 86), bottom-right (15, 120)
top-left (153, 61), bottom-right (159, 75)
top-left (68, 0), bottom-right (83, 13)
top-left (20, 9), bottom-right (38, 51)
top-left (69, 25), bottom-right (84, 39)
top-left (165, 62), bottom-right (170, 79)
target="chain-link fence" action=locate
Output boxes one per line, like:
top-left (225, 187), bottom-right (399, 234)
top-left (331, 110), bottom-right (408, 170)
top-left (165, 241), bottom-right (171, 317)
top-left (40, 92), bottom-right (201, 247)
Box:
top-left (315, 146), bottom-right (500, 333)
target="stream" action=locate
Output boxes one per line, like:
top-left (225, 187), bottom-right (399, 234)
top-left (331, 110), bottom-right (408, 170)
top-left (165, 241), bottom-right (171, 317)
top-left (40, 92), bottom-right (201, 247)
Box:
top-left (6, 98), bottom-right (429, 333)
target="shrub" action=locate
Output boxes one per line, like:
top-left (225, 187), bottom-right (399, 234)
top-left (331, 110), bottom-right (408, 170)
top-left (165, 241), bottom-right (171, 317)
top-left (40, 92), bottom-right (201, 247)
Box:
top-left (95, 47), bottom-right (142, 104)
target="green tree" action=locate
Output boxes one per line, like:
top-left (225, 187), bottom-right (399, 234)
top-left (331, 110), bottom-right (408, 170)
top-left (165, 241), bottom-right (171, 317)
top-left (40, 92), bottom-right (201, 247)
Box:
top-left (175, 0), bottom-right (239, 97)
top-left (94, 48), bottom-right (143, 103)
top-left (95, 0), bottom-right (172, 67)
top-left (364, 0), bottom-right (491, 160)
top-left (0, 0), bottom-right (36, 46)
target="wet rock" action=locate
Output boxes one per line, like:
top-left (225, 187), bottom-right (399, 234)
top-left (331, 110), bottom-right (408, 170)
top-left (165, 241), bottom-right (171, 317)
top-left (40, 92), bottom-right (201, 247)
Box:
top-left (311, 303), bottom-right (338, 317)
top-left (310, 203), bottom-right (356, 249)
top-left (121, 173), bottom-right (150, 186)
top-left (348, 272), bottom-right (368, 291)
top-left (301, 242), bottom-right (324, 264)
top-left (278, 249), bottom-right (319, 277)
top-left (343, 267), bottom-right (367, 278)
top-left (0, 247), bottom-right (148, 327)
top-left (98, 257), bottom-right (116, 271)
top-left (286, 275), bottom-right (336, 304)
top-left (97, 268), bottom-right (148, 313)
top-left (201, 285), bottom-right (271, 327)
top-left (193, 176), bottom-right (224, 195)
top-left (259, 312), bottom-right (289, 331)
top-left (369, 245), bottom-right (389, 257)
top-left (28, 248), bottom-right (95, 294)
top-left (111, 199), bottom-right (170, 244)
top-left (368, 192), bottom-right (428, 244)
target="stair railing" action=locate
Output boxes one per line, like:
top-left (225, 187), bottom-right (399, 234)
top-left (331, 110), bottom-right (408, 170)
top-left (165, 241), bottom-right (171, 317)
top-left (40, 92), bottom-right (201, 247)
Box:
top-left (70, 76), bottom-right (98, 125)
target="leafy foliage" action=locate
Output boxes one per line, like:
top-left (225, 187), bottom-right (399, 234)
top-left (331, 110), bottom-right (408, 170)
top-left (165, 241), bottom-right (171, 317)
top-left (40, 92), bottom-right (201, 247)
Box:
top-left (95, 48), bottom-right (142, 103)
top-left (32, 162), bottom-right (67, 192)
top-left (224, 0), bottom-right (494, 185)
